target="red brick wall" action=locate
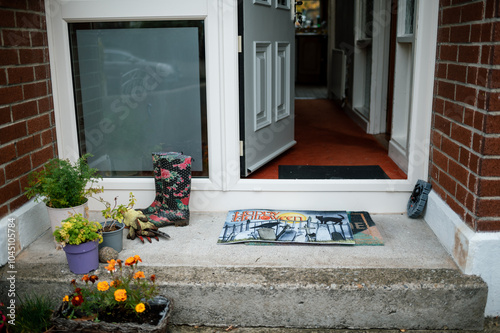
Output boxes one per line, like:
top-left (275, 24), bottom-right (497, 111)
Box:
top-left (0, 0), bottom-right (56, 218)
top-left (431, 0), bottom-right (500, 232)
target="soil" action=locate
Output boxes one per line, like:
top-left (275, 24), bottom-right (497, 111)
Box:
top-left (97, 303), bottom-right (163, 325)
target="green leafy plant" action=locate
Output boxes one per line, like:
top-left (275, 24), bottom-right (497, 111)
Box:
top-left (100, 192), bottom-right (137, 223)
top-left (61, 255), bottom-right (159, 323)
top-left (25, 153), bottom-right (103, 208)
top-left (53, 213), bottom-right (103, 247)
top-left (7, 293), bottom-right (55, 333)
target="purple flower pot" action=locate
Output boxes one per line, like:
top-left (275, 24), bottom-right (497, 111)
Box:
top-left (63, 240), bottom-right (99, 274)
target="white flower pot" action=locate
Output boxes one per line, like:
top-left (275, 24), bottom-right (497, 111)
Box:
top-left (46, 201), bottom-right (89, 234)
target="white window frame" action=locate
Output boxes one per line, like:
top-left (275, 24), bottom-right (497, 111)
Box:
top-left (46, 0), bottom-right (438, 213)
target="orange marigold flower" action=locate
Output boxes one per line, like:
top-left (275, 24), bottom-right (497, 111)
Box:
top-left (97, 281), bottom-right (109, 291)
top-left (150, 274), bottom-right (156, 283)
top-left (82, 275), bottom-right (90, 282)
top-left (70, 279), bottom-right (76, 286)
top-left (105, 259), bottom-right (117, 272)
top-left (63, 295), bottom-right (69, 302)
top-left (125, 256), bottom-right (136, 266)
top-left (71, 294), bottom-right (84, 307)
top-left (114, 289), bottom-right (127, 302)
top-left (133, 271), bottom-right (146, 279)
top-left (133, 255), bottom-right (142, 263)
top-left (117, 259), bottom-right (123, 268)
top-left (135, 303), bottom-right (146, 313)
top-left (89, 275), bottom-right (98, 283)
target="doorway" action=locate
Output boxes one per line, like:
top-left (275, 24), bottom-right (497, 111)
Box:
top-left (241, 0), bottom-right (407, 180)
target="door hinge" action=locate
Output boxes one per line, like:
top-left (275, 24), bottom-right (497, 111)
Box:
top-left (240, 140), bottom-right (244, 156)
top-left (238, 35), bottom-right (242, 53)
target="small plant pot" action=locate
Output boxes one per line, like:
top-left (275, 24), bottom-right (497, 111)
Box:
top-left (99, 221), bottom-right (125, 253)
top-left (47, 201), bottom-right (88, 234)
top-left (63, 240), bottom-right (99, 275)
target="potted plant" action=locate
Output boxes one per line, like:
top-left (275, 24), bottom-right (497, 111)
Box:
top-left (25, 153), bottom-right (103, 233)
top-left (98, 192), bottom-right (137, 252)
top-left (53, 213), bottom-right (103, 274)
top-left (50, 255), bottom-right (172, 332)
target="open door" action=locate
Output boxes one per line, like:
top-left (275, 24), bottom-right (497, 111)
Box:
top-left (239, 0), bottom-right (296, 177)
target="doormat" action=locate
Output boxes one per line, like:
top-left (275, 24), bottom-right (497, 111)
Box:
top-left (217, 209), bottom-right (355, 245)
top-left (278, 165), bottom-right (390, 179)
top-left (349, 211), bottom-right (384, 246)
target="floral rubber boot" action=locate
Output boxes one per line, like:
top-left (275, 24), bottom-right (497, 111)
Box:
top-left (146, 152), bottom-right (191, 228)
top-left (140, 152), bottom-right (167, 215)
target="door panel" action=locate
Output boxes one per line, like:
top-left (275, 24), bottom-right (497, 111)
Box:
top-left (241, 0), bottom-right (296, 176)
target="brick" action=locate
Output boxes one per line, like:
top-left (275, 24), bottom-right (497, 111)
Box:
top-left (2, 29), bottom-right (31, 47)
top-left (30, 31), bottom-right (47, 47)
top-left (0, 85), bottom-right (23, 104)
top-left (491, 69), bottom-right (500, 89)
top-left (458, 45), bottom-right (480, 64)
top-left (489, 92), bottom-right (500, 111)
top-left (27, 113), bottom-right (50, 134)
top-left (445, 195), bottom-right (466, 218)
top-left (472, 132), bottom-right (484, 153)
top-left (0, 49), bottom-right (18, 66)
top-left (9, 194), bottom-right (29, 212)
top-left (447, 63), bottom-right (467, 82)
top-left (485, 0), bottom-right (497, 19)
top-left (442, 6), bottom-right (461, 25)
top-left (449, 158), bottom-right (469, 186)
top-left (37, 96), bottom-right (52, 113)
top-left (19, 48), bottom-right (44, 65)
top-left (455, 85), bottom-right (476, 106)
top-left (0, 143), bottom-right (16, 165)
top-left (438, 27), bottom-right (451, 43)
top-left (432, 148), bottom-right (449, 172)
top-left (477, 178), bottom-right (500, 197)
top-left (440, 0), bottom-right (452, 7)
top-left (450, 25), bottom-right (470, 43)
top-left (467, 64), bottom-right (478, 84)
top-left (12, 100), bottom-right (38, 121)
top-left (434, 113), bottom-right (452, 135)
top-left (0, 106), bottom-right (11, 125)
top-left (5, 155), bottom-right (31, 181)
top-left (0, 205), bottom-right (8, 219)
top-left (476, 198), bottom-right (500, 217)
top-left (480, 22), bottom-right (493, 42)
top-left (437, 80), bottom-right (455, 100)
top-left (444, 100), bottom-right (463, 122)
top-left (434, 97), bottom-right (445, 115)
top-left (463, 107), bottom-right (474, 127)
top-left (27, 0), bottom-right (44, 12)
top-left (492, 45), bottom-right (500, 65)
top-left (23, 81), bottom-right (47, 100)
top-left (0, 68), bottom-right (6, 85)
top-left (31, 145), bottom-right (54, 168)
top-left (477, 89), bottom-right (488, 110)
top-left (455, 183), bottom-right (470, 207)
top-left (451, 123), bottom-right (472, 147)
top-left (467, 171), bottom-right (478, 191)
top-left (0, 168), bottom-right (5, 187)
top-left (441, 136), bottom-right (460, 160)
top-left (439, 44), bottom-right (458, 61)
top-left (16, 135), bottom-right (41, 156)
top-left (0, 0), bottom-right (29, 10)
top-left (15, 12), bottom-right (42, 29)
top-left (0, 121), bottom-right (27, 144)
top-left (480, 158), bottom-right (500, 177)
top-left (440, 170), bottom-right (457, 196)
top-left (481, 44), bottom-right (492, 65)
top-left (40, 129), bottom-right (53, 146)
top-left (432, 130), bottom-right (442, 148)
top-left (472, 109), bottom-right (485, 131)
top-left (485, 114), bottom-right (500, 134)
top-left (0, 180), bottom-right (21, 205)
top-left (436, 63), bottom-right (447, 79)
top-left (7, 66), bottom-right (34, 84)
top-left (483, 137), bottom-right (500, 155)
top-left (34, 64), bottom-right (50, 80)
top-left (0, 9), bottom-right (16, 28)
top-left (460, 1), bottom-right (485, 23)
top-left (476, 220), bottom-right (500, 232)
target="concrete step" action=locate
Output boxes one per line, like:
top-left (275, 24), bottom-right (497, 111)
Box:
top-left (0, 263), bottom-right (487, 330)
top-left (0, 212), bottom-right (489, 330)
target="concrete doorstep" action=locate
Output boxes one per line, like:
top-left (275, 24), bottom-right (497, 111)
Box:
top-left (0, 212), bottom-right (489, 330)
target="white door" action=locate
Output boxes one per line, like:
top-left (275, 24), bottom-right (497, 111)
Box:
top-left (240, 0), bottom-right (296, 177)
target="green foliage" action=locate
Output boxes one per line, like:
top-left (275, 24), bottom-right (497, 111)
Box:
top-left (62, 256), bottom-right (158, 320)
top-left (9, 293), bottom-right (55, 333)
top-left (99, 192), bottom-right (137, 223)
top-left (25, 154), bottom-right (103, 208)
top-left (53, 213), bottom-right (103, 246)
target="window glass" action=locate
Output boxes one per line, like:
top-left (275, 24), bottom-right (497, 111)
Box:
top-left (69, 21), bottom-right (208, 177)
top-left (405, 0), bottom-right (414, 35)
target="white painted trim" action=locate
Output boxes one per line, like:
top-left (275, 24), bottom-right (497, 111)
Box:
top-left (46, 0), bottom-right (439, 213)
top-left (424, 190), bottom-right (500, 316)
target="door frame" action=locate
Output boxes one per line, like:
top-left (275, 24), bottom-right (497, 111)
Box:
top-left (46, 0), bottom-right (439, 213)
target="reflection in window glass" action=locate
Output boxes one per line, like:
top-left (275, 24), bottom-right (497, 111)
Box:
top-left (69, 21), bottom-right (208, 177)
top-left (405, 0), bottom-right (414, 35)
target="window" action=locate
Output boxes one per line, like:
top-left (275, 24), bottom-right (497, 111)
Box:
top-left (69, 21), bottom-right (208, 177)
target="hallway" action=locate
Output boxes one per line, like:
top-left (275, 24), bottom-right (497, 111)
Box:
top-left (247, 99), bottom-right (407, 179)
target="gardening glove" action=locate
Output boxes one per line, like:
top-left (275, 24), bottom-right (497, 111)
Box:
top-left (123, 209), bottom-right (170, 243)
